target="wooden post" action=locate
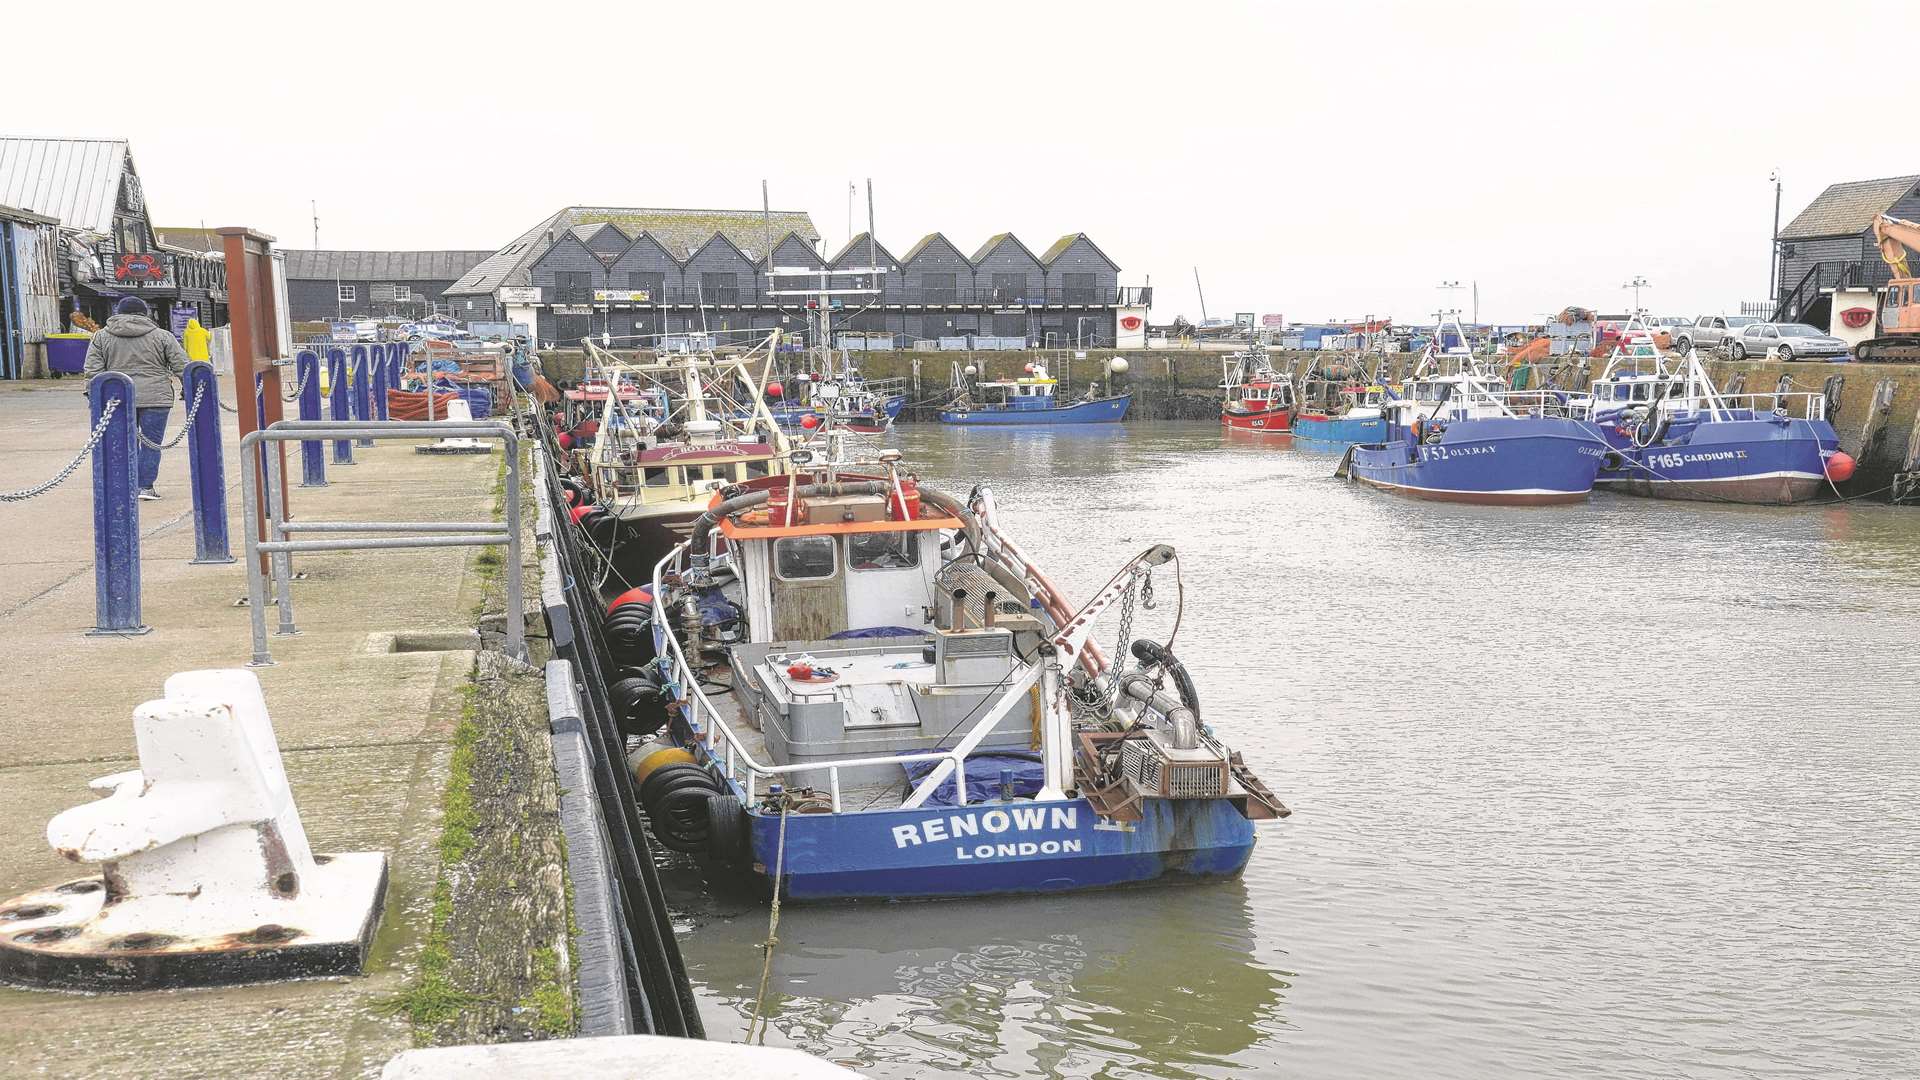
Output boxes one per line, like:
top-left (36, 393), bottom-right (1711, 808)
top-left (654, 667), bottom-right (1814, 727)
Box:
top-left (217, 227), bottom-right (287, 573)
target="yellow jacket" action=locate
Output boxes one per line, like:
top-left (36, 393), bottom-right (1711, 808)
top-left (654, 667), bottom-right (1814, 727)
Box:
top-left (183, 318), bottom-right (211, 362)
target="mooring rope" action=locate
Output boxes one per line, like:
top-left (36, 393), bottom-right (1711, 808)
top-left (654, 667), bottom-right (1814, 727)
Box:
top-left (744, 793), bottom-right (791, 1045)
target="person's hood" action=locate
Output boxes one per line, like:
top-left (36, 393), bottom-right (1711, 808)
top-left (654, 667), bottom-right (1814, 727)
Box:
top-left (186, 318), bottom-right (204, 330)
top-left (105, 313), bottom-right (161, 337)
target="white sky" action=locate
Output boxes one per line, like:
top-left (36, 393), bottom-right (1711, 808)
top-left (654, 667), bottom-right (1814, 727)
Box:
top-left (6, 0), bottom-right (1906, 324)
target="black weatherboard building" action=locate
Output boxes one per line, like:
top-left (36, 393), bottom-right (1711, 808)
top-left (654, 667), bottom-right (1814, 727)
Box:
top-left (445, 206), bottom-right (1148, 348)
top-left (1774, 174), bottom-right (1920, 327)
top-left (281, 249), bottom-right (495, 322)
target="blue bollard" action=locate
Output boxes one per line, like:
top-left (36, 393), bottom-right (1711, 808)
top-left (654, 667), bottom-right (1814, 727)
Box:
top-left (326, 347), bottom-right (354, 465)
top-left (87, 372), bottom-right (148, 635)
top-left (182, 361), bottom-right (234, 565)
top-left (296, 349), bottom-right (326, 487)
top-left (370, 343), bottom-right (390, 421)
top-left (351, 344), bottom-right (373, 447)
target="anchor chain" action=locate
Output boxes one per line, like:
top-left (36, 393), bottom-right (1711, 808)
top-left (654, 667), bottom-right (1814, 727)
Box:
top-left (0, 399), bottom-right (120, 502)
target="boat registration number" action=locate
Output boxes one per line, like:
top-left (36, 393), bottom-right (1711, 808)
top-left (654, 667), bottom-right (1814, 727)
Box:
top-left (1417, 444), bottom-right (1494, 461)
top-left (1644, 449), bottom-right (1748, 469)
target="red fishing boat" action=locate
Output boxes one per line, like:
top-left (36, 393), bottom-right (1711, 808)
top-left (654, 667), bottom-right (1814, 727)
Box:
top-left (1220, 341), bottom-right (1296, 433)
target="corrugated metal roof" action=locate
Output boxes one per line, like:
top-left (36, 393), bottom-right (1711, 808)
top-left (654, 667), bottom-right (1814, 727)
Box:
top-left (1780, 175), bottom-right (1920, 240)
top-left (445, 206), bottom-right (819, 295)
top-left (0, 138), bottom-right (129, 234)
top-left (282, 250), bottom-right (497, 281)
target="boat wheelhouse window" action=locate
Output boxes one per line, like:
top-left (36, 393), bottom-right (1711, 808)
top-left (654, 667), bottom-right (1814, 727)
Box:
top-left (776, 536), bottom-right (837, 580)
top-left (1245, 386), bottom-right (1266, 400)
top-left (746, 458), bottom-right (771, 479)
top-left (644, 467), bottom-right (671, 487)
top-left (848, 531), bottom-right (920, 571)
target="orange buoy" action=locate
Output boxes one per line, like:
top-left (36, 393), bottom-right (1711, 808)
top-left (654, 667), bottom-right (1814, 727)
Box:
top-left (605, 586), bottom-right (654, 615)
top-left (767, 381), bottom-right (784, 397)
top-left (800, 414), bottom-right (821, 429)
top-left (1825, 451), bottom-right (1856, 483)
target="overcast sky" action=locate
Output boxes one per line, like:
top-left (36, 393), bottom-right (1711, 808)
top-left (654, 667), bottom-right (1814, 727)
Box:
top-left (7, 0), bottom-right (1905, 324)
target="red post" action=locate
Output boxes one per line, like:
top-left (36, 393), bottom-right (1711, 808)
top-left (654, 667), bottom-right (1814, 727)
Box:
top-left (217, 227), bottom-right (288, 573)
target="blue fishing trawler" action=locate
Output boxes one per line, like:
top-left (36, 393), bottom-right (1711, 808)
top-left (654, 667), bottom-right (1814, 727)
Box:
top-left (1294, 383), bottom-right (1394, 444)
top-left (1577, 330), bottom-right (1851, 503)
top-left (940, 361), bottom-right (1131, 425)
top-left (630, 448), bottom-right (1284, 902)
top-left (1339, 321), bottom-right (1607, 504)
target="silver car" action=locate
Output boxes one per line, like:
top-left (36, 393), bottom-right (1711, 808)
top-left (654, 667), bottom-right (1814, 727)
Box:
top-left (1729, 322), bottom-right (1850, 361)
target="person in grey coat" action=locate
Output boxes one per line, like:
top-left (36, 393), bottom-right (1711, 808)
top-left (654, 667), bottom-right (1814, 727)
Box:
top-left (83, 296), bottom-right (189, 500)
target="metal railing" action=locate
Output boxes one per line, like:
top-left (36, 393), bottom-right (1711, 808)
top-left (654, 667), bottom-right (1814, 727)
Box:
top-left (238, 419), bottom-right (523, 666)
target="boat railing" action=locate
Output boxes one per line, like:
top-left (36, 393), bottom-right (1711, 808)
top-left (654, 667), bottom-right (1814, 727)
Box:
top-left (1657, 390), bottom-right (1827, 423)
top-left (649, 542), bottom-right (1028, 814)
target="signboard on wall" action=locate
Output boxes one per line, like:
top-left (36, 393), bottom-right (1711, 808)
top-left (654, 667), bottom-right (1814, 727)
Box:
top-left (593, 289), bottom-right (652, 302)
top-left (1233, 312), bottom-right (1256, 330)
top-left (498, 286), bottom-right (541, 304)
top-left (553, 305), bottom-right (592, 316)
top-left (114, 251), bottom-right (173, 287)
top-left (1261, 313), bottom-right (1285, 327)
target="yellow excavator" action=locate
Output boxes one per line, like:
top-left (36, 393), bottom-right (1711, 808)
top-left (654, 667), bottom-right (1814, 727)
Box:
top-left (1860, 213), bottom-right (1920, 362)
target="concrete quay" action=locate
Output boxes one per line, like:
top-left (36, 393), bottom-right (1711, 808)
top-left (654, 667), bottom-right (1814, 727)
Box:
top-left (0, 378), bottom-right (524, 1077)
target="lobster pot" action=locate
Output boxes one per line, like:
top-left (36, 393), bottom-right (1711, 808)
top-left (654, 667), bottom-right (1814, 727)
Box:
top-left (1119, 737), bottom-right (1230, 798)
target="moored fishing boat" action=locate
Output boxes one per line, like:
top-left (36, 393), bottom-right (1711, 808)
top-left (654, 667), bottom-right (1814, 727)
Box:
top-left (565, 336), bottom-right (789, 577)
top-left (1293, 382), bottom-right (1393, 444)
top-left (1219, 340), bottom-right (1296, 433)
top-left (940, 360), bottom-right (1131, 425)
top-left (1339, 319), bottom-right (1606, 504)
top-left (1576, 328), bottom-right (1852, 503)
top-left (625, 426), bottom-right (1285, 901)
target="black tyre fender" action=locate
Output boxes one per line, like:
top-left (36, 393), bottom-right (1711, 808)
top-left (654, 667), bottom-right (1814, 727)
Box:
top-left (639, 762), bottom-right (716, 811)
top-left (652, 787), bottom-right (716, 853)
top-left (705, 794), bottom-right (751, 864)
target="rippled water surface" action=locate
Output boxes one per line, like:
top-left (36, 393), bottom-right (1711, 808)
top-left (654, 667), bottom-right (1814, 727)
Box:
top-left (661, 421), bottom-right (1920, 1079)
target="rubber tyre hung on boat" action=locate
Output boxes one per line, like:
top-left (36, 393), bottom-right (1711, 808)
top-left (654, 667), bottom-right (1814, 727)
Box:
top-left (704, 794), bottom-right (750, 865)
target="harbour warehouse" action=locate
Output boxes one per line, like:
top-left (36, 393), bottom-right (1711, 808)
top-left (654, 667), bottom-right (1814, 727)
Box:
top-left (443, 206), bottom-right (1151, 349)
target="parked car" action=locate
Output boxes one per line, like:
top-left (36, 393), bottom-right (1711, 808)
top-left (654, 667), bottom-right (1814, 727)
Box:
top-left (1674, 315), bottom-right (1761, 353)
top-left (1729, 322), bottom-right (1850, 361)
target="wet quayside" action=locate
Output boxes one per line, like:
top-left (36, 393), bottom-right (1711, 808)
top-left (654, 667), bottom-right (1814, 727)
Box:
top-left (656, 421), bottom-right (1920, 1079)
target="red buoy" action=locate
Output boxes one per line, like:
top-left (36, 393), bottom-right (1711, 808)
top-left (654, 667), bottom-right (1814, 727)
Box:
top-left (767, 381), bottom-right (784, 398)
top-left (800, 414), bottom-right (821, 429)
top-left (570, 505), bottom-right (595, 524)
top-left (564, 488), bottom-right (578, 506)
top-left (1825, 451), bottom-right (1856, 483)
top-left (605, 586), bottom-right (654, 614)
top-left (557, 432), bottom-right (573, 450)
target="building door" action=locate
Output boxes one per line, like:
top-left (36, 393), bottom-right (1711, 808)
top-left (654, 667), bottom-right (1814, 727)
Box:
top-left (1062, 272), bottom-right (1095, 304)
top-left (555, 313), bottom-right (590, 344)
top-left (991, 272), bottom-right (1026, 303)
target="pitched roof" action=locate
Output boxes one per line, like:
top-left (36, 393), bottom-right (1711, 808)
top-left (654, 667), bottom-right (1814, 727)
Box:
top-left (0, 202), bottom-right (58, 227)
top-left (969, 232), bottom-right (1041, 265)
top-left (1038, 232), bottom-right (1119, 269)
top-left (900, 232), bottom-right (966, 265)
top-left (827, 232), bottom-right (899, 268)
top-left (1780, 175), bottom-right (1920, 240)
top-left (446, 205), bottom-right (818, 295)
top-left (282, 250), bottom-right (497, 281)
top-left (760, 230), bottom-right (825, 269)
top-left (0, 138), bottom-right (130, 234)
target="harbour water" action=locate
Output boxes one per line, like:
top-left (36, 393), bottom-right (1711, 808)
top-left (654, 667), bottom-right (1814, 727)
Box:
top-left (661, 421), bottom-right (1920, 1079)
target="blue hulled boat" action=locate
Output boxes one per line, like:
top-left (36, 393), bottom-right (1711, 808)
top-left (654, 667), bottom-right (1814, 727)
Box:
top-left (1575, 331), bottom-right (1849, 504)
top-left (1339, 323), bottom-right (1607, 504)
top-left (940, 360), bottom-right (1131, 425)
top-left (636, 456), bottom-right (1285, 902)
top-left (1294, 383), bottom-right (1395, 445)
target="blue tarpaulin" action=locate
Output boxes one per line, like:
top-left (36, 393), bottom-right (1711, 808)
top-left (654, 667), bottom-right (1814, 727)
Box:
top-left (902, 751), bottom-right (1044, 807)
top-left (828, 626), bottom-right (924, 640)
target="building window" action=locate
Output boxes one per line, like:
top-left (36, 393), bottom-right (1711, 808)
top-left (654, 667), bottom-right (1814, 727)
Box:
top-left (991, 273), bottom-right (1027, 303)
top-left (628, 271), bottom-right (665, 300)
top-left (465, 300), bottom-right (474, 310)
top-left (338, 283), bottom-right (357, 302)
top-left (923, 272), bottom-right (957, 303)
top-left (1062, 272), bottom-right (1095, 304)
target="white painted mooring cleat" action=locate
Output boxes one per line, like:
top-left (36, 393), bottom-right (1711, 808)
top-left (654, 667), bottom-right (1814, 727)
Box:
top-left (0, 669), bottom-right (388, 991)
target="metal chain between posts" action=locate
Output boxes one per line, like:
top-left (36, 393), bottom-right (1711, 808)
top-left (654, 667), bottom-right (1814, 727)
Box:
top-left (0, 399), bottom-right (120, 502)
top-left (136, 385), bottom-right (207, 451)
top-left (280, 364), bottom-right (313, 401)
